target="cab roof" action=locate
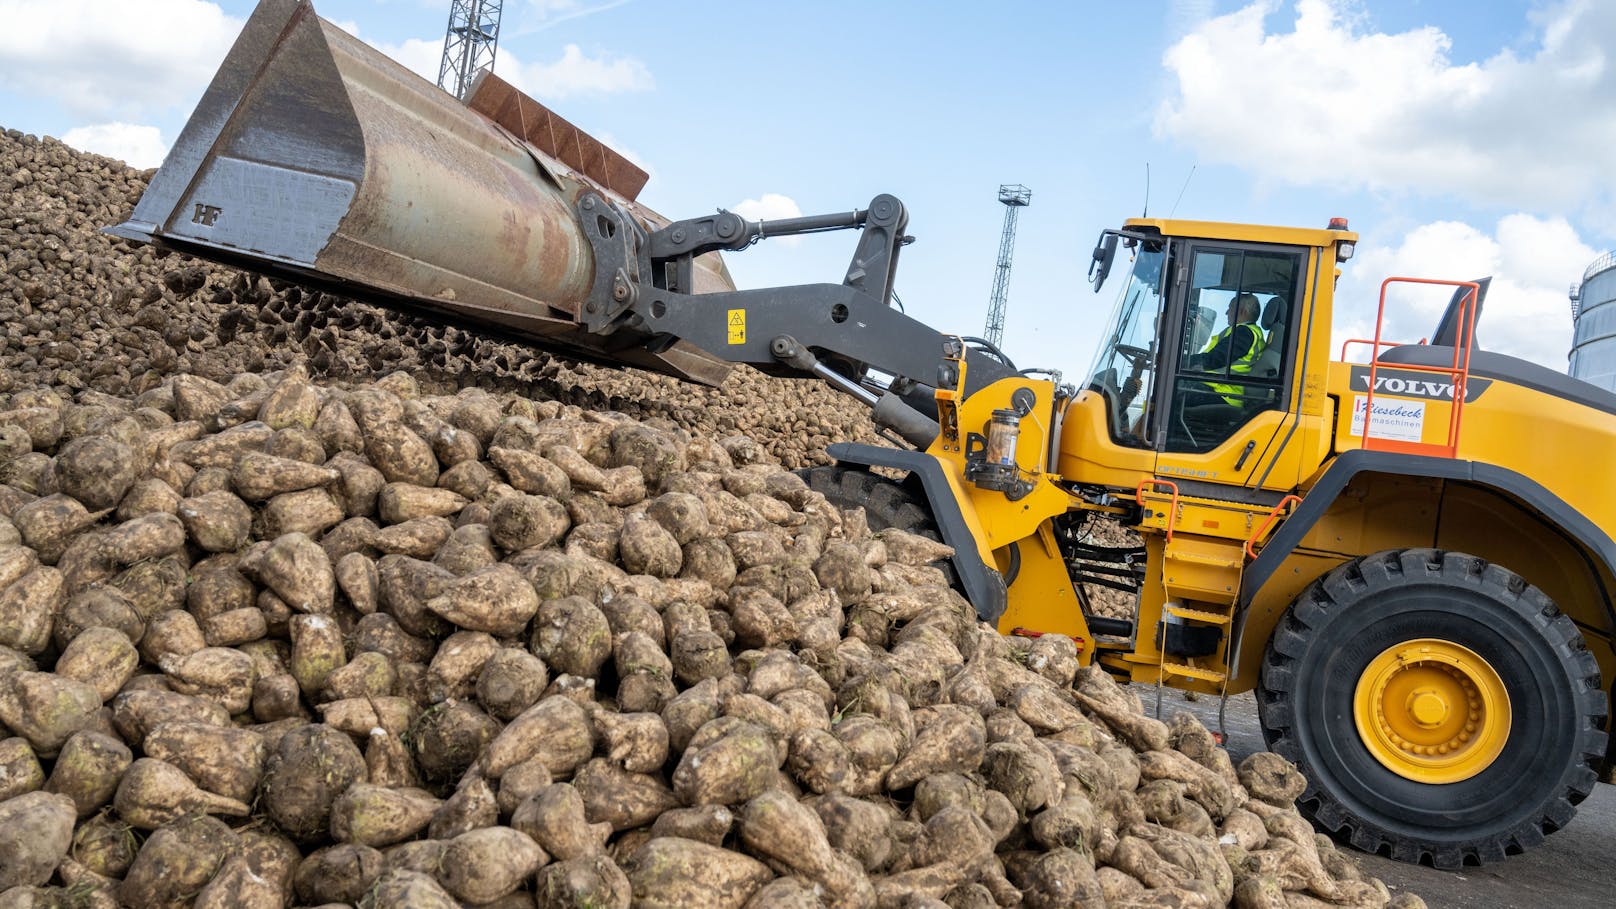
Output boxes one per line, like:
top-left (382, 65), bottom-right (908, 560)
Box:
top-left (1122, 217), bottom-right (1357, 247)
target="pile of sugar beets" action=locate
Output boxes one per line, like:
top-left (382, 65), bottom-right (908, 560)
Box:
top-left (0, 128), bottom-right (1422, 908)
top-left (0, 367), bottom-right (1425, 909)
top-left (0, 129), bottom-right (883, 471)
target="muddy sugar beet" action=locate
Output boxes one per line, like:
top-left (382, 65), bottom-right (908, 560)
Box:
top-left (0, 127), bottom-right (1424, 908)
top-left (0, 369), bottom-right (1429, 909)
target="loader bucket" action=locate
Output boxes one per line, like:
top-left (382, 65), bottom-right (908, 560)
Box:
top-left (109, 0), bottom-right (735, 385)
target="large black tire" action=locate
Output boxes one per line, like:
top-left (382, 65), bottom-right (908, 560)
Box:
top-left (798, 466), bottom-right (935, 533)
top-left (796, 466), bottom-right (957, 584)
top-left (1258, 548), bottom-right (1606, 868)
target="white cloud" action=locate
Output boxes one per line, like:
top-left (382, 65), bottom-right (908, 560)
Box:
top-left (370, 37), bottom-right (446, 85)
top-left (730, 194), bottom-right (805, 246)
top-left (60, 122), bottom-right (168, 169)
top-left (0, 0), bottom-right (241, 119)
top-left (731, 194), bottom-right (803, 223)
top-left (1334, 215), bottom-right (1596, 368)
top-left (1157, 0), bottom-right (1616, 211)
top-left (504, 44), bottom-right (652, 99)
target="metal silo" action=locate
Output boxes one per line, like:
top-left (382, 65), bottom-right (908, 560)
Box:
top-left (1570, 252), bottom-right (1616, 392)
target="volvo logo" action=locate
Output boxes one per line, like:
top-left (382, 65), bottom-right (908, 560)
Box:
top-left (1349, 366), bottom-right (1492, 403)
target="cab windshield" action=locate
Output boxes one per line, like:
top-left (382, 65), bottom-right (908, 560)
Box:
top-left (1087, 241), bottom-right (1166, 447)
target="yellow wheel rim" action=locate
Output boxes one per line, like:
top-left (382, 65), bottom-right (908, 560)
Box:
top-left (1353, 639), bottom-right (1511, 783)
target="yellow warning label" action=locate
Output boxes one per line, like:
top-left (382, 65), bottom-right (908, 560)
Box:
top-left (727, 309), bottom-right (746, 345)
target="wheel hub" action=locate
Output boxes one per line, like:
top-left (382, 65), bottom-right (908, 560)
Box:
top-left (1354, 639), bottom-right (1511, 783)
top-left (1406, 688), bottom-right (1450, 728)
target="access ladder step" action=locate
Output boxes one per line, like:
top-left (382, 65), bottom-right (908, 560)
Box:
top-left (1161, 661), bottom-right (1228, 683)
top-left (1166, 550), bottom-right (1242, 569)
top-left (1165, 604), bottom-right (1233, 625)
top-left (1161, 534), bottom-right (1245, 605)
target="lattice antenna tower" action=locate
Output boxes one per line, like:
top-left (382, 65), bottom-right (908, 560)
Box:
top-left (984, 184), bottom-right (1031, 348)
top-left (438, 0), bottom-right (504, 100)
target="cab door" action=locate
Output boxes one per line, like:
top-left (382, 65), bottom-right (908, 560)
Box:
top-left (1151, 242), bottom-right (1307, 491)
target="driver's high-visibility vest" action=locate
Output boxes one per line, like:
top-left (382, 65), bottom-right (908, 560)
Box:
top-left (1201, 322), bottom-right (1265, 405)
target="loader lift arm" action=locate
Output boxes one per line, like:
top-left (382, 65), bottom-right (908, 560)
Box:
top-left (574, 190), bottom-right (1018, 446)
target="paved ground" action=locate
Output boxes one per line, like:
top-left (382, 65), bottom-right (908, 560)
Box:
top-left (1163, 690), bottom-right (1616, 908)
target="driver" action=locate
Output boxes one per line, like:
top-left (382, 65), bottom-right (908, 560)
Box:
top-left (1185, 292), bottom-right (1264, 405)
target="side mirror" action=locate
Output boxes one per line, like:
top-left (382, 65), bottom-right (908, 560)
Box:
top-left (1089, 233), bottom-right (1118, 291)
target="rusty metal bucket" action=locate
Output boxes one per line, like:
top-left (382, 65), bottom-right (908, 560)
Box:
top-left (109, 0), bottom-right (734, 384)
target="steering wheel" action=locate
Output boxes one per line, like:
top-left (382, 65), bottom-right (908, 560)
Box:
top-left (1114, 344), bottom-right (1153, 368)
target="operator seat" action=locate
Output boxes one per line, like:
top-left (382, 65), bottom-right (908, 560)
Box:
top-left (1249, 295), bottom-right (1287, 378)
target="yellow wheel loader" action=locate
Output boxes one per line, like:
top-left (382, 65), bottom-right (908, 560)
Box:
top-left (115, 0), bottom-right (1610, 869)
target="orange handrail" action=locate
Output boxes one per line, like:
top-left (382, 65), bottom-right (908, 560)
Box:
top-left (1339, 338), bottom-right (1380, 360)
top-left (1244, 494), bottom-right (1302, 560)
top-left (1352, 277), bottom-right (1479, 459)
top-left (1135, 478), bottom-right (1181, 543)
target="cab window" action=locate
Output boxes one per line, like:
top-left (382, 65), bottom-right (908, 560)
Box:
top-left (1163, 247), bottom-right (1299, 453)
top-left (1086, 240), bottom-right (1167, 448)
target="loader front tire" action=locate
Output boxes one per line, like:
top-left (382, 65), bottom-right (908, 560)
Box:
top-left (1257, 548), bottom-right (1606, 869)
top-left (796, 466), bottom-right (956, 584)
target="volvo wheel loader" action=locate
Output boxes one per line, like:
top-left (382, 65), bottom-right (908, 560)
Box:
top-left (112, 0), bottom-right (1611, 870)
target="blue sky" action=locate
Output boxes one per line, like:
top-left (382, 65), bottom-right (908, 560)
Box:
top-left (3, 0), bottom-right (1612, 378)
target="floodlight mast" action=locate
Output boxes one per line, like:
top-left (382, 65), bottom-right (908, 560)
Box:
top-left (984, 184), bottom-right (1031, 348)
top-left (438, 0), bottom-right (503, 100)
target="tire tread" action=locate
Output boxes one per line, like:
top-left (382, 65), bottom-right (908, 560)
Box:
top-left (1258, 548), bottom-right (1608, 869)
top-left (793, 466), bottom-right (956, 586)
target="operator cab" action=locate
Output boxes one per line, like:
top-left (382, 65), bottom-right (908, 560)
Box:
top-left (1086, 224), bottom-right (1307, 457)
